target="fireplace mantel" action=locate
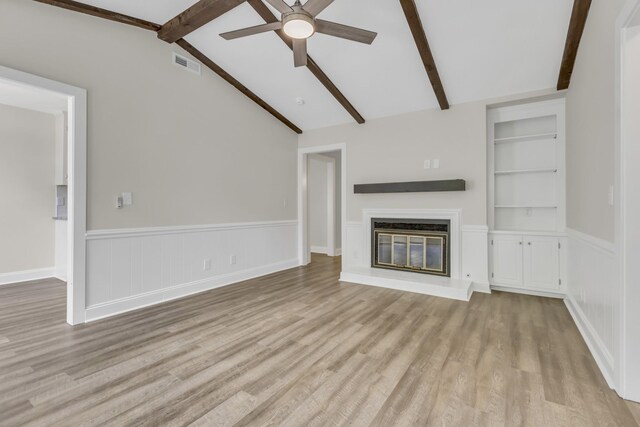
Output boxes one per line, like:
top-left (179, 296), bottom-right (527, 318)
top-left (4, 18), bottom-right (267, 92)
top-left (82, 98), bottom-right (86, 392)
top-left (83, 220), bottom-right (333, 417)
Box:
top-left (339, 208), bottom-right (480, 301)
top-left (354, 179), bottom-right (466, 194)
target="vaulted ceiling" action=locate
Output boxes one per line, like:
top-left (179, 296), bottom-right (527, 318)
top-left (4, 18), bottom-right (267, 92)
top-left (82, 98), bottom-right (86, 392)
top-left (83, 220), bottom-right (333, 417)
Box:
top-left (39, 0), bottom-right (581, 131)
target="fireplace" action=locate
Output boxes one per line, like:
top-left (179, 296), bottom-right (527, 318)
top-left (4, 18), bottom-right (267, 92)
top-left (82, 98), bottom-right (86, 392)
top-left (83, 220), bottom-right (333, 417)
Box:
top-left (371, 218), bottom-right (450, 277)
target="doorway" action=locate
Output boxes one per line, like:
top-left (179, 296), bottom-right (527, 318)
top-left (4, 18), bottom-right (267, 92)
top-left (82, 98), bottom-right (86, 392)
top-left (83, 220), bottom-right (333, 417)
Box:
top-left (0, 66), bottom-right (87, 325)
top-left (298, 144), bottom-right (347, 267)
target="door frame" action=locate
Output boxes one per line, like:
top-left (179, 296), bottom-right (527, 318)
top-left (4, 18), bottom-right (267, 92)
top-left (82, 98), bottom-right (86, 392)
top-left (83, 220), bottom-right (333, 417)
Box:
top-left (297, 143), bottom-right (347, 267)
top-left (307, 154), bottom-right (337, 256)
top-left (615, 0), bottom-right (640, 400)
top-left (0, 66), bottom-right (87, 325)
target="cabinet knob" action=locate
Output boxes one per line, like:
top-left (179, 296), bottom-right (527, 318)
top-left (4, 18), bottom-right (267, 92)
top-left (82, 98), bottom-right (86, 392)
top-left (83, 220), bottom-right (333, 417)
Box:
top-left (528, 242), bottom-right (532, 245)
top-left (519, 241), bottom-right (522, 245)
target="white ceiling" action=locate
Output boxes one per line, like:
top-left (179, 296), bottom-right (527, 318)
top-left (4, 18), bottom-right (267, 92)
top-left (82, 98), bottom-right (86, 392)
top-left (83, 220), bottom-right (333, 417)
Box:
top-left (0, 80), bottom-right (68, 114)
top-left (77, 0), bottom-right (574, 130)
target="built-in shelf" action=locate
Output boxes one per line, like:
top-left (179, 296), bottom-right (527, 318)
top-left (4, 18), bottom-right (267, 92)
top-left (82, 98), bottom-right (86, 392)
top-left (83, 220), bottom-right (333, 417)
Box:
top-left (354, 179), bottom-right (466, 194)
top-left (494, 205), bottom-right (558, 209)
top-left (494, 168), bottom-right (557, 175)
top-left (494, 132), bottom-right (557, 144)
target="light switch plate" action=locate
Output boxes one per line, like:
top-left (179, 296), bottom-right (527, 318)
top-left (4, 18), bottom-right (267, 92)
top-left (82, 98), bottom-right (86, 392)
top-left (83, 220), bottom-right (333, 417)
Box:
top-left (423, 160), bottom-right (431, 169)
top-left (432, 159), bottom-right (440, 169)
top-left (122, 192), bottom-right (133, 206)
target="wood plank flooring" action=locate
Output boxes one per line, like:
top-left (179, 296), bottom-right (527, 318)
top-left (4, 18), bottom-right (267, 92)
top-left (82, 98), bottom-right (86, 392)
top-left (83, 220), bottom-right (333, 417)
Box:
top-left (0, 254), bottom-right (637, 426)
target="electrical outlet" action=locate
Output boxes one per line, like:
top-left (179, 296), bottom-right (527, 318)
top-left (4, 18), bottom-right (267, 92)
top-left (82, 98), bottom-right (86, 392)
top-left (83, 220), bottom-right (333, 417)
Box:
top-left (122, 192), bottom-right (133, 206)
top-left (432, 159), bottom-right (440, 169)
top-left (229, 255), bottom-right (237, 265)
top-left (203, 259), bottom-right (212, 271)
top-left (116, 196), bottom-right (123, 209)
top-left (423, 159), bottom-right (431, 169)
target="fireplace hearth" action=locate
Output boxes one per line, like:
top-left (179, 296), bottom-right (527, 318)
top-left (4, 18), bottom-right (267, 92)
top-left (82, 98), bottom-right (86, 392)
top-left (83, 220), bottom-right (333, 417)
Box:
top-left (371, 218), bottom-right (450, 277)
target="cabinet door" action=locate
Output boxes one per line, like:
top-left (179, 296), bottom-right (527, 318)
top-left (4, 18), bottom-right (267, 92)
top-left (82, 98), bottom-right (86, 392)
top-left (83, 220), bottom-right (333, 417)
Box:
top-left (492, 235), bottom-right (523, 287)
top-left (523, 236), bottom-right (559, 290)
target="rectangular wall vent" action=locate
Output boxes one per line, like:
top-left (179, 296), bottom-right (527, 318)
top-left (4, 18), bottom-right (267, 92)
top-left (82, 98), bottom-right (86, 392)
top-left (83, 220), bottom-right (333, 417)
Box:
top-left (172, 52), bottom-right (201, 75)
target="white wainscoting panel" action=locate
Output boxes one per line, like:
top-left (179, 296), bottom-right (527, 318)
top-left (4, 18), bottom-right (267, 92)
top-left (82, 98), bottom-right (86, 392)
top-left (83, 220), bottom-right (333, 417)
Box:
top-left (461, 225), bottom-right (491, 293)
top-left (0, 267), bottom-right (55, 286)
top-left (566, 228), bottom-right (617, 388)
top-left (344, 221), bottom-right (365, 270)
top-left (85, 221), bottom-right (298, 322)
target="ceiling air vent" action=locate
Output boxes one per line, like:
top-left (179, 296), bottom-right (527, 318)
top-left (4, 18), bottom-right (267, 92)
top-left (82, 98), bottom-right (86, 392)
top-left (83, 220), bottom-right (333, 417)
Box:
top-left (172, 52), bottom-right (201, 75)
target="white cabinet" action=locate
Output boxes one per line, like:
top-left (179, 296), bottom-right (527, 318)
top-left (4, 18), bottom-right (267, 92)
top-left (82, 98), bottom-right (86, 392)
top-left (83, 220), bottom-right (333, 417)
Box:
top-left (492, 234), bottom-right (523, 286)
top-left (523, 236), bottom-right (560, 290)
top-left (491, 234), bottom-right (562, 294)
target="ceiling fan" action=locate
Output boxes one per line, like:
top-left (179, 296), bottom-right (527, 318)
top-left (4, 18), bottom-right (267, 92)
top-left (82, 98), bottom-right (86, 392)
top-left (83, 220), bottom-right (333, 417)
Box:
top-left (219, 0), bottom-right (377, 68)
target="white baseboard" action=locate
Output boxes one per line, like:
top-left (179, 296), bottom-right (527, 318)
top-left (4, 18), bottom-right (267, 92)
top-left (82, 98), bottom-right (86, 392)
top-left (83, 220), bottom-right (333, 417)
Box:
top-left (472, 282), bottom-right (491, 294)
top-left (335, 248), bottom-right (342, 256)
top-left (85, 258), bottom-right (299, 322)
top-left (490, 285), bottom-right (565, 299)
top-left (565, 293), bottom-right (615, 388)
top-left (340, 268), bottom-right (473, 302)
top-left (0, 267), bottom-right (55, 286)
top-left (310, 246), bottom-right (328, 254)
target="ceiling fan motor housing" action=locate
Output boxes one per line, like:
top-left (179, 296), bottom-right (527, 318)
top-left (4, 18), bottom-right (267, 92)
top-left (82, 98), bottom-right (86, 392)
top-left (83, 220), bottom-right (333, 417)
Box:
top-left (282, 5), bottom-right (315, 39)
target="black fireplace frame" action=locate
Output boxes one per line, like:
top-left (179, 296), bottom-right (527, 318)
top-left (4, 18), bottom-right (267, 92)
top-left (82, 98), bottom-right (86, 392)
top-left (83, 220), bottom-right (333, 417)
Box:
top-left (371, 218), bottom-right (451, 277)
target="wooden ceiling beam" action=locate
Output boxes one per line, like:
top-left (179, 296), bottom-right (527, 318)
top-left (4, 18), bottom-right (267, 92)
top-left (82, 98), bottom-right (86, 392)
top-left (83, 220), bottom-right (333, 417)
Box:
top-left (399, 0), bottom-right (449, 110)
top-left (157, 0), bottom-right (247, 44)
top-left (33, 0), bottom-right (161, 31)
top-left (32, 0), bottom-right (302, 134)
top-left (557, 0), bottom-right (592, 90)
top-left (247, 0), bottom-right (365, 124)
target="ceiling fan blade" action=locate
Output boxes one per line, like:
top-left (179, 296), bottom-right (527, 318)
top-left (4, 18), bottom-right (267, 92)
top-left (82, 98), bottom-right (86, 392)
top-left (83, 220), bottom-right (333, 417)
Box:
top-left (264, 0), bottom-right (293, 14)
top-left (302, 0), bottom-right (334, 16)
top-left (293, 38), bottom-right (307, 67)
top-left (220, 21), bottom-right (282, 40)
top-left (315, 19), bottom-right (377, 44)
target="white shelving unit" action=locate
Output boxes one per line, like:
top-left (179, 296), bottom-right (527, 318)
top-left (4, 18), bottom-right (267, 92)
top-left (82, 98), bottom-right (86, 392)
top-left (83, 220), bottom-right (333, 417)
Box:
top-left (487, 98), bottom-right (567, 296)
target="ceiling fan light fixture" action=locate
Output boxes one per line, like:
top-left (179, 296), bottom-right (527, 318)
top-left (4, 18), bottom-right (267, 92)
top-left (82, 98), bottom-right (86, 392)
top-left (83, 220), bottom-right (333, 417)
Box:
top-left (282, 13), bottom-right (315, 39)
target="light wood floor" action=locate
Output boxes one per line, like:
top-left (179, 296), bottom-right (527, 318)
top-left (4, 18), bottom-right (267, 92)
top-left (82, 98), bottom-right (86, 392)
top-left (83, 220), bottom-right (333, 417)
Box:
top-left (0, 254), bottom-right (638, 426)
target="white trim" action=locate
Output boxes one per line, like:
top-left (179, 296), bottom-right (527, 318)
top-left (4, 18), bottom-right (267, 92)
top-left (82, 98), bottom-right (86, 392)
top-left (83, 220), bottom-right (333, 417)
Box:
top-left (0, 268), bottom-right (55, 286)
top-left (310, 246), bottom-right (328, 254)
top-left (566, 228), bottom-right (615, 254)
top-left (298, 143), bottom-right (347, 268)
top-left (461, 225), bottom-right (489, 233)
top-left (340, 270), bottom-right (472, 302)
top-left (0, 66), bottom-right (87, 326)
top-left (490, 285), bottom-right (564, 299)
top-left (85, 258), bottom-right (298, 322)
top-left (565, 294), bottom-right (616, 388)
top-left (335, 248), bottom-right (342, 256)
top-left (326, 158), bottom-right (336, 257)
top-left (616, 0), bottom-right (640, 399)
top-left (86, 220), bottom-right (297, 240)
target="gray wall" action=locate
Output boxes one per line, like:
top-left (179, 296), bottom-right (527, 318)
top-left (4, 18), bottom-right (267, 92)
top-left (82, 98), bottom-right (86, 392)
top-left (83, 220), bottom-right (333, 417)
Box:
top-left (299, 102), bottom-right (488, 225)
top-left (565, 0), bottom-right (626, 242)
top-left (0, 104), bottom-right (55, 273)
top-left (0, 0), bottom-right (298, 231)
